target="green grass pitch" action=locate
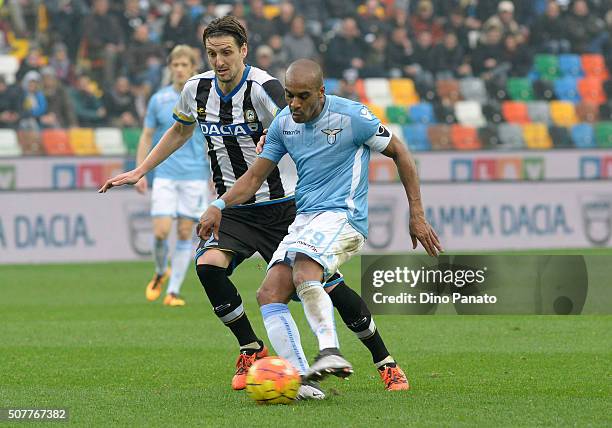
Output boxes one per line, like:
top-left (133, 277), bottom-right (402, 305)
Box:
top-left (1, 257), bottom-right (610, 427)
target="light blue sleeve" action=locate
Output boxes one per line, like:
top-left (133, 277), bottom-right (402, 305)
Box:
top-left (144, 94), bottom-right (157, 129)
top-left (350, 104), bottom-right (381, 146)
top-left (259, 115), bottom-right (287, 164)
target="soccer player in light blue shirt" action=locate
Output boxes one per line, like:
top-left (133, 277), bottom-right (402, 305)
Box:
top-left (198, 59), bottom-right (441, 383)
top-left (135, 45), bottom-right (210, 307)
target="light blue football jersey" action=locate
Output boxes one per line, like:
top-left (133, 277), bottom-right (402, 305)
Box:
top-left (144, 85), bottom-right (210, 181)
top-left (260, 95), bottom-right (391, 237)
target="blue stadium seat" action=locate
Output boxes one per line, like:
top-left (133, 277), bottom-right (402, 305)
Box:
top-left (571, 124), bottom-right (596, 148)
top-left (409, 102), bottom-right (434, 124)
top-left (402, 124), bottom-right (430, 151)
top-left (553, 77), bottom-right (580, 102)
top-left (558, 54), bottom-right (584, 77)
top-left (324, 78), bottom-right (340, 95)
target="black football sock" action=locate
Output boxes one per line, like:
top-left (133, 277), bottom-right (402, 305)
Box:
top-left (196, 264), bottom-right (259, 347)
top-left (328, 281), bottom-right (391, 364)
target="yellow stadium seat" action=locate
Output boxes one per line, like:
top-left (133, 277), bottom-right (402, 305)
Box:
top-left (263, 5), bottom-right (280, 19)
top-left (69, 127), bottom-right (98, 155)
top-left (389, 79), bottom-right (420, 106)
top-left (522, 123), bottom-right (552, 149)
top-left (549, 101), bottom-right (578, 127)
top-left (365, 103), bottom-right (387, 123)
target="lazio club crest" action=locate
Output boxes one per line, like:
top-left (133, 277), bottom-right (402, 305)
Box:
top-left (321, 128), bottom-right (343, 145)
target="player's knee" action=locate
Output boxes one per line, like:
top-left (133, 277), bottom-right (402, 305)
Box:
top-left (154, 230), bottom-right (169, 241)
top-left (177, 220), bottom-right (195, 240)
top-left (328, 282), bottom-right (375, 336)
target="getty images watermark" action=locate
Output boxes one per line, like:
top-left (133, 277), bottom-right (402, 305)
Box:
top-left (371, 264), bottom-right (496, 304)
top-left (361, 255), bottom-right (612, 315)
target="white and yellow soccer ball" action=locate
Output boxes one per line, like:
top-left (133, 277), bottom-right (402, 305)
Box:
top-left (245, 356), bottom-right (300, 405)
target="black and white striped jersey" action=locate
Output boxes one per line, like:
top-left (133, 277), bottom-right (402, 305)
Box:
top-left (173, 65), bottom-right (296, 206)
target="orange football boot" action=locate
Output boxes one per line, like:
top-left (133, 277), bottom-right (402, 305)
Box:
top-left (231, 345), bottom-right (268, 390)
top-left (378, 363), bottom-right (410, 391)
top-left (145, 269), bottom-right (171, 301)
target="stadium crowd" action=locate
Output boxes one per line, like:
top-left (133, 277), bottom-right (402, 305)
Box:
top-left (1, 0), bottom-right (611, 129)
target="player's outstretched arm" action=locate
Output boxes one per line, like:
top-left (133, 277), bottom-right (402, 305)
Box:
top-left (197, 157), bottom-right (278, 240)
top-left (99, 121), bottom-right (195, 193)
top-left (382, 135), bottom-right (443, 257)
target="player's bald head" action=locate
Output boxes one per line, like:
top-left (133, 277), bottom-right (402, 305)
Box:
top-left (285, 59), bottom-right (323, 91)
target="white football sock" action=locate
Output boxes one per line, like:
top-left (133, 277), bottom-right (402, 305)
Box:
top-left (261, 303), bottom-right (309, 375)
top-left (166, 239), bottom-right (192, 295)
top-left (153, 237), bottom-right (169, 275)
top-left (296, 281), bottom-right (339, 351)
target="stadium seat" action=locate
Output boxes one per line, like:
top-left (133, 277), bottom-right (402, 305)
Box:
top-left (527, 101), bottom-right (551, 124)
top-left (595, 122), bottom-right (612, 148)
top-left (365, 103), bottom-right (387, 123)
top-left (582, 54), bottom-right (609, 79)
top-left (69, 128), bottom-right (98, 155)
top-left (402, 124), bottom-right (430, 151)
top-left (41, 129), bottom-right (73, 155)
top-left (571, 124), bottom-right (596, 148)
top-left (497, 123), bottom-right (525, 149)
top-left (17, 129), bottom-right (44, 155)
top-left (364, 78), bottom-right (392, 107)
top-left (0, 129), bottom-right (22, 156)
top-left (385, 124), bottom-right (404, 142)
top-left (414, 79), bottom-right (436, 102)
top-left (558, 54), bottom-right (583, 77)
top-left (478, 125), bottom-right (500, 149)
top-left (507, 78), bottom-right (534, 101)
top-left (534, 54), bottom-right (560, 80)
top-left (385, 105), bottom-right (409, 124)
top-left (577, 78), bottom-right (606, 104)
top-left (324, 78), bottom-right (340, 95)
top-left (0, 55), bottom-right (19, 84)
top-left (604, 80), bottom-right (612, 99)
top-left (354, 79), bottom-right (369, 103)
top-left (486, 79), bottom-right (508, 101)
top-left (122, 128), bottom-right (141, 156)
top-left (427, 124), bottom-right (452, 150)
top-left (451, 125), bottom-right (481, 150)
top-left (533, 79), bottom-right (555, 101)
top-left (502, 101), bottom-right (530, 124)
top-left (575, 102), bottom-right (600, 123)
top-left (95, 127), bottom-right (127, 155)
top-left (549, 101), bottom-right (578, 127)
top-left (409, 102), bottom-right (434, 124)
top-left (433, 102), bottom-right (456, 124)
top-left (549, 125), bottom-right (572, 148)
top-left (454, 101), bottom-right (486, 127)
top-left (553, 77), bottom-right (580, 102)
top-left (522, 123), bottom-right (552, 149)
top-left (389, 78), bottom-right (419, 106)
top-left (600, 102), bottom-right (612, 121)
top-left (483, 102), bottom-right (504, 124)
top-left (459, 77), bottom-right (488, 104)
top-left (436, 79), bottom-right (461, 104)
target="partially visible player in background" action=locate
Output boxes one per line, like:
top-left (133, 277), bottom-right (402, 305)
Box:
top-left (135, 45), bottom-right (210, 307)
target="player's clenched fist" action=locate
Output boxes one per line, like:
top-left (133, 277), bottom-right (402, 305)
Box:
top-left (197, 205), bottom-right (222, 240)
top-left (98, 169), bottom-right (143, 193)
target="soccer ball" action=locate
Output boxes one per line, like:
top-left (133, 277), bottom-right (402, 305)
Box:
top-left (245, 356), bottom-right (301, 405)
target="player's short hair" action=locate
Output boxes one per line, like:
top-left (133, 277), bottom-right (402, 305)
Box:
top-left (167, 44), bottom-right (198, 66)
top-left (202, 15), bottom-right (248, 48)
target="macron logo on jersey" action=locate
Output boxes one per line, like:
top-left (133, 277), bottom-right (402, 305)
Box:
top-left (198, 122), bottom-right (263, 137)
top-left (283, 129), bottom-right (301, 135)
